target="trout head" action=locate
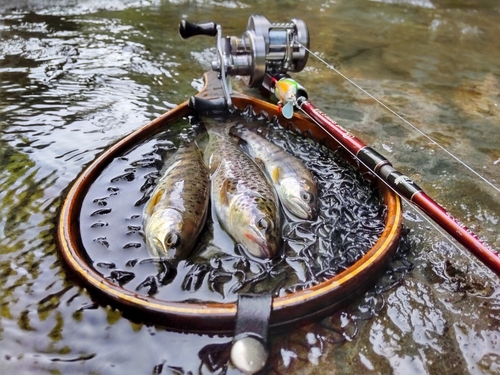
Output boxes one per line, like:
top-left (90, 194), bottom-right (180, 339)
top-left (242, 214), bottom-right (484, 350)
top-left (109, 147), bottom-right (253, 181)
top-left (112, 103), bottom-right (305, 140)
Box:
top-left (229, 195), bottom-right (281, 260)
top-left (280, 177), bottom-right (318, 220)
top-left (144, 209), bottom-right (192, 259)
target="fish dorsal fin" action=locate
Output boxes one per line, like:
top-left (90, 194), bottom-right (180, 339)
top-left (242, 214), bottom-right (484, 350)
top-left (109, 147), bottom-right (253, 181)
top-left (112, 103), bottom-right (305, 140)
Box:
top-left (145, 189), bottom-right (164, 216)
top-left (271, 166), bottom-right (281, 183)
top-left (219, 178), bottom-right (233, 206)
top-left (282, 101), bottom-right (294, 119)
top-left (253, 157), bottom-right (265, 171)
top-left (207, 153), bottom-right (219, 175)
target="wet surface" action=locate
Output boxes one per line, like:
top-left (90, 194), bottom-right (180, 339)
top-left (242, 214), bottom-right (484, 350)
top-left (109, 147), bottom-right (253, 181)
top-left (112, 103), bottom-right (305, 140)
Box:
top-left (1, 0), bottom-right (499, 374)
top-left (81, 110), bottom-right (388, 303)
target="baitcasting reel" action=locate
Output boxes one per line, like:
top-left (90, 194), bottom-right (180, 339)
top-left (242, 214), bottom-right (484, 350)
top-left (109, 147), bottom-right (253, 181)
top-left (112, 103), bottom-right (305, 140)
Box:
top-left (179, 15), bottom-right (310, 107)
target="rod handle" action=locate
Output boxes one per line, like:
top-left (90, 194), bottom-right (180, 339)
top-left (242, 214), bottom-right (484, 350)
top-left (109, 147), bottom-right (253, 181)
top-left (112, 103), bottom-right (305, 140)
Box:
top-left (179, 20), bottom-right (218, 39)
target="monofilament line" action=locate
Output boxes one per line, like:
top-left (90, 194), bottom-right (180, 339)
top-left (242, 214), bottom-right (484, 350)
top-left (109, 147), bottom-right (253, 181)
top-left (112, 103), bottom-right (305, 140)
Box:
top-left (299, 97), bottom-right (494, 278)
top-left (294, 41), bottom-right (497, 278)
top-left (297, 41), bottom-right (500, 194)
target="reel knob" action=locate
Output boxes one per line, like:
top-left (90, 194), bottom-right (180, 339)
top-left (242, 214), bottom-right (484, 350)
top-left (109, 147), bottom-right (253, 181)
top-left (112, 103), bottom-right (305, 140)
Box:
top-left (179, 20), bottom-right (217, 39)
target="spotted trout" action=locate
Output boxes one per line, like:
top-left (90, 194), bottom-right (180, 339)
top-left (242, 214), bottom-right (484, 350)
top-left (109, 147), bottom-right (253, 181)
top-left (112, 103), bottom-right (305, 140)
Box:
top-left (231, 127), bottom-right (318, 220)
top-left (203, 118), bottom-right (281, 260)
top-left (142, 142), bottom-right (210, 260)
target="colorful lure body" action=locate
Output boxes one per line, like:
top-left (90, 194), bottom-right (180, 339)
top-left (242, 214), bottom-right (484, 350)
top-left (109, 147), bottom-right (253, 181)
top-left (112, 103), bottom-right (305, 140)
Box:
top-left (274, 78), bottom-right (299, 119)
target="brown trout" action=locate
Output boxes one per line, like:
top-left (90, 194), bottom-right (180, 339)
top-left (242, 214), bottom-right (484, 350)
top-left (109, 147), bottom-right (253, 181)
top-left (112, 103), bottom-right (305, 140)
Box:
top-left (142, 142), bottom-right (210, 260)
top-left (231, 127), bottom-right (318, 220)
top-left (203, 118), bottom-right (281, 260)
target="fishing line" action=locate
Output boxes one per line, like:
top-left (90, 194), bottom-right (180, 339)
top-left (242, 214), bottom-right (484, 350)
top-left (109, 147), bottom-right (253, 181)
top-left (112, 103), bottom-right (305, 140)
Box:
top-left (290, 43), bottom-right (497, 273)
top-left (296, 41), bottom-right (500, 194)
top-left (299, 108), bottom-right (489, 272)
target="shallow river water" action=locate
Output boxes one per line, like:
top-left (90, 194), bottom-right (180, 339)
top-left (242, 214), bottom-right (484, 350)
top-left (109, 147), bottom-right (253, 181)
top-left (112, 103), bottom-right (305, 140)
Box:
top-left (1, 0), bottom-right (499, 374)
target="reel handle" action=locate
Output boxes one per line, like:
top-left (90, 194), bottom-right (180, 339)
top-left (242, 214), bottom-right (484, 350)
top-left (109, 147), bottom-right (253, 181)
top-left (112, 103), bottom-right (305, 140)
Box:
top-left (179, 20), bottom-right (217, 39)
top-left (179, 15), bottom-right (309, 89)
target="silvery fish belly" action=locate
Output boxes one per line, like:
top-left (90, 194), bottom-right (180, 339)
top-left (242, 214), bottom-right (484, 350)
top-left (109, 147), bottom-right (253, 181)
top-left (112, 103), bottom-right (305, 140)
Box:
top-left (232, 127), bottom-right (318, 220)
top-left (142, 142), bottom-right (210, 260)
top-left (203, 119), bottom-right (281, 260)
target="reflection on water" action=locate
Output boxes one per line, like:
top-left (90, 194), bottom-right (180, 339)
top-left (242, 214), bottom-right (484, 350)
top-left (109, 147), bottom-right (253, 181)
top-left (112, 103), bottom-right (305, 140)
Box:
top-left (1, 0), bottom-right (499, 374)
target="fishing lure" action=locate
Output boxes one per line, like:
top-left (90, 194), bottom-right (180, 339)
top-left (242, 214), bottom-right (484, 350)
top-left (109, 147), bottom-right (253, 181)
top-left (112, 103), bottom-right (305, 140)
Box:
top-left (274, 77), bottom-right (299, 119)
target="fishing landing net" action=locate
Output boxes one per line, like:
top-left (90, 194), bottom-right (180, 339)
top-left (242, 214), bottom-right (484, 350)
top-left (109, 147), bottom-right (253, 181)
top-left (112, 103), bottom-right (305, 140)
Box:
top-left (79, 106), bottom-right (412, 304)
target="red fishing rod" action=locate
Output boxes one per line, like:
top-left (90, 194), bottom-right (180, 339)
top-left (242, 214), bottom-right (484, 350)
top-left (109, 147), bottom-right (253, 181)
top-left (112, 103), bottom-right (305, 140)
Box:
top-left (179, 15), bottom-right (500, 277)
top-left (268, 74), bottom-right (500, 277)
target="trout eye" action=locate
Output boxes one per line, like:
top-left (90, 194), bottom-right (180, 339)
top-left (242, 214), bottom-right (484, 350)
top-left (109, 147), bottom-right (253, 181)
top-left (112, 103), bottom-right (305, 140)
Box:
top-left (301, 191), bottom-right (313, 203)
top-left (257, 217), bottom-right (273, 232)
top-left (165, 232), bottom-right (181, 248)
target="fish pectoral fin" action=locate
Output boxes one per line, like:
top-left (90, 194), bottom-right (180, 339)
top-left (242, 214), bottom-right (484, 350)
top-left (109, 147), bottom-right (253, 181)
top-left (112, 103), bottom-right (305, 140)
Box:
top-left (271, 166), bottom-right (281, 183)
top-left (145, 189), bottom-right (164, 216)
top-left (281, 102), bottom-right (294, 119)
